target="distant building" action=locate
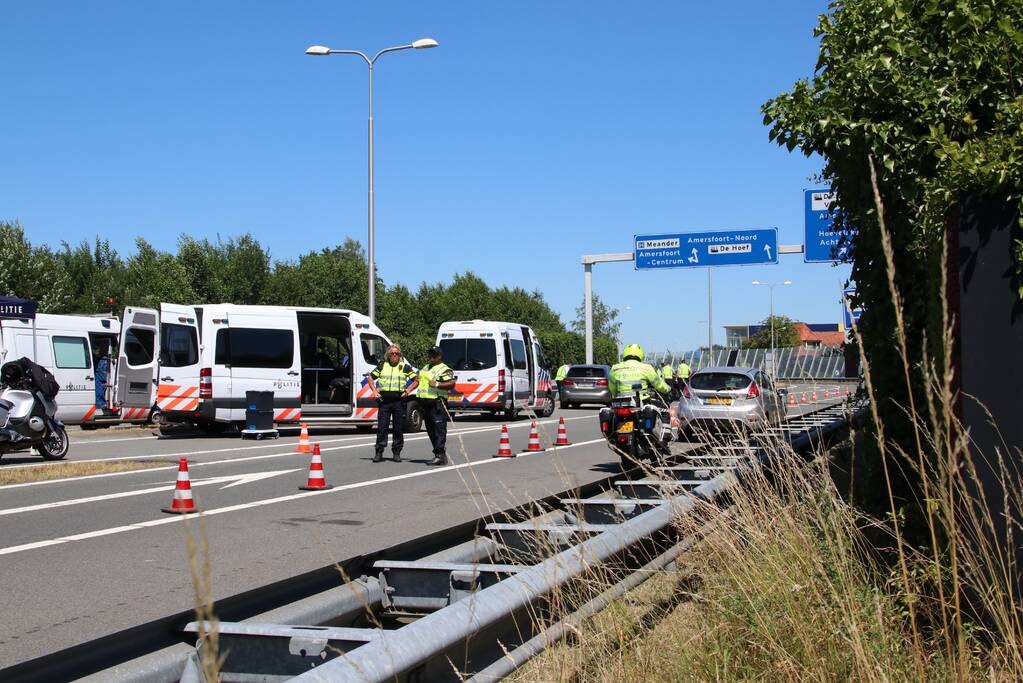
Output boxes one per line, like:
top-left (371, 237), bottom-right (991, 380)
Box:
top-left (724, 322), bottom-right (845, 349)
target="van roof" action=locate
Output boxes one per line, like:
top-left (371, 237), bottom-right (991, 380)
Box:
top-left (438, 320), bottom-right (531, 330)
top-left (0, 313), bottom-right (120, 333)
top-left (187, 304), bottom-right (373, 326)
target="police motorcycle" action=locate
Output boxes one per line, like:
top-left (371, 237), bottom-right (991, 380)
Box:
top-left (599, 382), bottom-right (673, 469)
top-left (0, 357), bottom-right (69, 461)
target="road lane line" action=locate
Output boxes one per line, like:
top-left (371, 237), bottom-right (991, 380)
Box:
top-left (0, 438), bottom-right (607, 557)
top-left (0, 417), bottom-right (592, 490)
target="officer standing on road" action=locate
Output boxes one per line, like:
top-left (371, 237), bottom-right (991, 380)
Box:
top-left (609, 344), bottom-right (671, 405)
top-left (660, 360), bottom-right (676, 400)
top-left (555, 362), bottom-right (570, 403)
top-left (367, 344), bottom-right (417, 463)
top-left (417, 346), bottom-right (456, 467)
top-left (676, 359), bottom-right (691, 389)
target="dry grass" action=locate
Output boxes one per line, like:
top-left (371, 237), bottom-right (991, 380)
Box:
top-left (0, 460), bottom-right (169, 484)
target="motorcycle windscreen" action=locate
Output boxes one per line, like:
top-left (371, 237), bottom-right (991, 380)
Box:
top-left (115, 307), bottom-right (160, 411)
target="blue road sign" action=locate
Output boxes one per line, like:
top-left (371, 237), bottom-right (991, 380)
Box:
top-left (634, 228), bottom-right (779, 269)
top-left (842, 288), bottom-right (862, 329)
top-left (804, 189), bottom-right (855, 263)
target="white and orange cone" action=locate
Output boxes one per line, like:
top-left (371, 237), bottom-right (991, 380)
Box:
top-left (787, 392), bottom-right (797, 408)
top-left (493, 425), bottom-right (514, 458)
top-left (294, 423), bottom-right (311, 453)
top-left (845, 386), bottom-right (851, 397)
top-left (811, 389), bottom-right (818, 402)
top-left (523, 421), bottom-right (543, 452)
top-left (299, 444), bottom-right (332, 490)
top-left (800, 391), bottom-right (808, 404)
top-left (555, 417), bottom-right (571, 446)
top-left (162, 457), bottom-right (199, 514)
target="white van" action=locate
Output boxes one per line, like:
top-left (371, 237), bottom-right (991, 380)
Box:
top-left (436, 320), bottom-right (555, 419)
top-left (0, 313), bottom-right (144, 427)
top-left (119, 304), bottom-right (420, 434)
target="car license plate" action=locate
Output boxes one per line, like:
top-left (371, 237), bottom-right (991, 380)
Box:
top-left (617, 421), bottom-right (634, 433)
top-left (706, 397), bottom-right (733, 406)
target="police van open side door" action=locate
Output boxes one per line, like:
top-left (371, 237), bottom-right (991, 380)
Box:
top-left (156, 304), bottom-right (202, 419)
top-left (115, 307), bottom-right (160, 416)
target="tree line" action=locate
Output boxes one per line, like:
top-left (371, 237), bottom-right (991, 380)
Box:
top-left (0, 221), bottom-right (619, 367)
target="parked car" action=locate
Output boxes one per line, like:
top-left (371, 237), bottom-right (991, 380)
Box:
top-left (675, 366), bottom-right (787, 436)
top-left (559, 364), bottom-right (611, 408)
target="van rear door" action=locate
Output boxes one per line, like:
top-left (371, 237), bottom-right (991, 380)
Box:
top-left (155, 304), bottom-right (201, 419)
top-left (115, 307), bottom-right (160, 417)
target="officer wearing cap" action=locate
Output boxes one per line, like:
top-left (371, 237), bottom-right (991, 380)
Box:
top-left (417, 346), bottom-right (456, 466)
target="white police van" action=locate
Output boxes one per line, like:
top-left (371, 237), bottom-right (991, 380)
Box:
top-left (118, 304), bottom-right (419, 434)
top-left (436, 320), bottom-right (554, 419)
top-left (0, 313), bottom-right (139, 427)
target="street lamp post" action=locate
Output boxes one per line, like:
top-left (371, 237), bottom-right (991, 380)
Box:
top-left (751, 280), bottom-right (792, 377)
top-left (306, 38), bottom-right (439, 322)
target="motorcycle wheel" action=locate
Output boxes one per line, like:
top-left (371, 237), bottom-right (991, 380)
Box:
top-left (37, 425), bottom-right (70, 460)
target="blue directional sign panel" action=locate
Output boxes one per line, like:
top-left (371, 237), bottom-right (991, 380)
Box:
top-left (842, 288), bottom-right (862, 329)
top-left (634, 228), bottom-right (779, 270)
top-left (805, 189), bottom-right (855, 262)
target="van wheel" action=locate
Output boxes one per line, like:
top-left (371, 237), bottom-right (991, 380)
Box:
top-left (404, 402), bottom-right (424, 433)
top-left (149, 409), bottom-right (164, 426)
top-left (539, 395), bottom-right (555, 418)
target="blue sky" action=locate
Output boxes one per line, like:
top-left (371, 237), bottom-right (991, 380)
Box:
top-left (1, 1), bottom-right (847, 353)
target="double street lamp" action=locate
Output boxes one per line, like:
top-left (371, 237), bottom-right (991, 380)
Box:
top-left (305, 38), bottom-right (439, 322)
top-left (751, 280), bottom-right (792, 376)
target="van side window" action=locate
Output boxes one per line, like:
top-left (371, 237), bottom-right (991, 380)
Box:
top-left (53, 336), bottom-right (91, 369)
top-left (361, 334), bottom-right (388, 366)
top-left (160, 323), bottom-right (198, 367)
top-left (510, 339), bottom-right (527, 370)
top-left (216, 328), bottom-right (294, 368)
top-left (123, 328), bottom-right (155, 367)
top-left (534, 343), bottom-right (547, 370)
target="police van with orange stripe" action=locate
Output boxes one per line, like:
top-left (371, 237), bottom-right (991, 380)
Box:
top-left (0, 311), bottom-right (152, 428)
top-left (120, 304), bottom-right (418, 435)
top-left (436, 320), bottom-right (555, 419)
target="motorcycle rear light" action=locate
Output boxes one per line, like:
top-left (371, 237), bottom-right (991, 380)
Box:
top-left (615, 407), bottom-right (633, 418)
top-left (498, 369), bottom-right (506, 393)
top-left (595, 379), bottom-right (608, 386)
top-left (199, 368), bottom-right (213, 400)
top-left (746, 382), bottom-right (760, 399)
top-left (617, 435), bottom-right (629, 443)
top-left (600, 420), bottom-right (610, 435)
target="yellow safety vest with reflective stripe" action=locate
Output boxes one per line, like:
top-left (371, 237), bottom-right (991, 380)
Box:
top-left (609, 359), bottom-right (670, 400)
top-left (677, 362), bottom-right (691, 380)
top-left (660, 364), bottom-right (674, 380)
top-left (417, 362), bottom-right (454, 400)
top-left (555, 364), bottom-right (569, 381)
top-left (371, 360), bottom-right (416, 396)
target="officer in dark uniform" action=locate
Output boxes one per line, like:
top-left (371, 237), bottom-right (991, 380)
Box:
top-left (367, 344), bottom-right (417, 463)
top-left (417, 346), bottom-right (456, 466)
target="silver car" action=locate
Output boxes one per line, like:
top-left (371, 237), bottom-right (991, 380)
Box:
top-left (559, 364), bottom-right (612, 408)
top-left (675, 366), bottom-right (787, 435)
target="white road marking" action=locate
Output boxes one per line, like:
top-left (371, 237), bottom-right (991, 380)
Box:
top-left (0, 417), bottom-right (591, 490)
top-left (0, 469), bottom-right (301, 516)
top-left (0, 438), bottom-right (607, 557)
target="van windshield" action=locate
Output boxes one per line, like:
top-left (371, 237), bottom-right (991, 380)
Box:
top-left (440, 338), bottom-right (497, 371)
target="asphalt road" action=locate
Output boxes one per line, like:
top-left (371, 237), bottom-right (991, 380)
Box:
top-left (0, 384), bottom-right (849, 670)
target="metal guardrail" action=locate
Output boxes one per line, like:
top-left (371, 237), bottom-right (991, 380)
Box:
top-left (175, 401), bottom-right (860, 682)
top-left (651, 346), bottom-right (853, 380)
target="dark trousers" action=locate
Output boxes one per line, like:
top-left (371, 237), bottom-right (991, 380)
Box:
top-left (375, 397), bottom-right (406, 454)
top-left (423, 399), bottom-right (448, 455)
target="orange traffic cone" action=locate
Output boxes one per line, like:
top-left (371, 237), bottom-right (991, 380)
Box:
top-left (822, 388), bottom-right (830, 399)
top-left (162, 457), bottom-right (199, 514)
top-left (811, 389), bottom-right (818, 402)
top-left (787, 392), bottom-right (797, 408)
top-left (555, 417), bottom-right (571, 446)
top-left (493, 425), bottom-right (514, 458)
top-left (845, 386), bottom-right (851, 397)
top-left (800, 391), bottom-right (808, 404)
top-left (299, 444), bottom-right (332, 490)
top-left (523, 421), bottom-right (543, 452)
top-left (294, 423), bottom-right (311, 453)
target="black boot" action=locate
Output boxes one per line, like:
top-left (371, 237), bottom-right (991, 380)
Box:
top-left (372, 451), bottom-right (384, 463)
top-left (391, 451), bottom-right (402, 463)
top-left (428, 453), bottom-right (449, 466)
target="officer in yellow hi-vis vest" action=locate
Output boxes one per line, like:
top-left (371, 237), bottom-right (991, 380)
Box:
top-left (367, 344), bottom-right (418, 463)
top-left (609, 343), bottom-right (671, 403)
top-left (417, 346), bottom-right (456, 466)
